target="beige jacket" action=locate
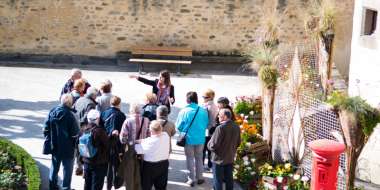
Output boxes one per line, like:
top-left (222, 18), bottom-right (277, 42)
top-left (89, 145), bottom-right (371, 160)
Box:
top-left (157, 118), bottom-right (176, 152)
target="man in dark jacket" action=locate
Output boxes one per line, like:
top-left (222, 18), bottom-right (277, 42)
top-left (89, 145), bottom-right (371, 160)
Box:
top-left (81, 109), bottom-right (109, 190)
top-left (43, 94), bottom-right (79, 190)
top-left (208, 108), bottom-right (241, 190)
top-left (60, 68), bottom-right (91, 97)
top-left (73, 86), bottom-right (98, 175)
top-left (100, 96), bottom-right (126, 190)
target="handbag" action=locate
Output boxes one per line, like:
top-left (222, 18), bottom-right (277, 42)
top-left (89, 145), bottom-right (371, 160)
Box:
top-left (42, 136), bottom-right (52, 155)
top-left (42, 120), bottom-right (54, 155)
top-left (176, 107), bottom-right (200, 147)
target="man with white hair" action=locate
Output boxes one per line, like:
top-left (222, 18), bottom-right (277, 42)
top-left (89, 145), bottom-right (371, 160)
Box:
top-left (73, 86), bottom-right (98, 175)
top-left (80, 109), bottom-right (109, 190)
top-left (60, 68), bottom-right (82, 96)
top-left (43, 94), bottom-right (79, 190)
top-left (135, 120), bottom-right (170, 190)
top-left (60, 68), bottom-right (91, 97)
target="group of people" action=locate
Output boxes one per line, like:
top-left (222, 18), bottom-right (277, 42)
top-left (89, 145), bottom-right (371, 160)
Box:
top-left (43, 68), bottom-right (241, 190)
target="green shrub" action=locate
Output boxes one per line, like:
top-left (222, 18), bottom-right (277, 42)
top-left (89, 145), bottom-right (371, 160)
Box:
top-left (327, 91), bottom-right (380, 137)
top-left (0, 169), bottom-right (26, 189)
top-left (234, 101), bottom-right (255, 116)
top-left (0, 138), bottom-right (41, 190)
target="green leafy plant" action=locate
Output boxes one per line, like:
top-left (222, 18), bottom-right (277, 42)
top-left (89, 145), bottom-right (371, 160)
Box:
top-left (0, 170), bottom-right (26, 189)
top-left (327, 91), bottom-right (380, 137)
top-left (288, 175), bottom-right (311, 190)
top-left (0, 151), bottom-right (13, 171)
top-left (0, 138), bottom-right (40, 190)
top-left (258, 163), bottom-right (294, 177)
top-left (259, 65), bottom-right (279, 89)
top-left (234, 96), bottom-right (262, 116)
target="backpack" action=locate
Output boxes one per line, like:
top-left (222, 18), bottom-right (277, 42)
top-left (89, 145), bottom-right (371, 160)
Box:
top-left (78, 127), bottom-right (97, 158)
top-left (142, 104), bottom-right (158, 121)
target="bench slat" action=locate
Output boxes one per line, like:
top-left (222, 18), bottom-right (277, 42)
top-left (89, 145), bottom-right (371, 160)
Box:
top-left (129, 58), bottom-right (191, 64)
top-left (131, 50), bottom-right (192, 56)
top-left (131, 46), bottom-right (192, 52)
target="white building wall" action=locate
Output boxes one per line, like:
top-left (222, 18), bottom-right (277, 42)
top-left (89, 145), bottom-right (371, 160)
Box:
top-left (349, 0), bottom-right (380, 107)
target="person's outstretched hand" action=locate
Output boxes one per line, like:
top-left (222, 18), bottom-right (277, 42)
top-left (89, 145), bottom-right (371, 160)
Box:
top-left (129, 75), bottom-right (138, 79)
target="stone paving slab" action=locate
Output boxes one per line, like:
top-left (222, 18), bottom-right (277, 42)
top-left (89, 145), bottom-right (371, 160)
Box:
top-left (0, 66), bottom-right (259, 189)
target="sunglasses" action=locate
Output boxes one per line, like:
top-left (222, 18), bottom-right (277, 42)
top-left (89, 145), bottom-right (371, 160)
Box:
top-left (202, 96), bottom-right (209, 99)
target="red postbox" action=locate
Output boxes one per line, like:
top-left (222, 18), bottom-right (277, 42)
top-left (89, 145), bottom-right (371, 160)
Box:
top-left (309, 139), bottom-right (345, 190)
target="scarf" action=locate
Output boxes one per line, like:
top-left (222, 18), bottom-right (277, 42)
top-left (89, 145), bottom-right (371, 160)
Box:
top-left (156, 83), bottom-right (170, 105)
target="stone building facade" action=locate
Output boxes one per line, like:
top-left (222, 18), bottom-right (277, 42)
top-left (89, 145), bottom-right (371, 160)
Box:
top-left (0, 0), bottom-right (353, 75)
top-left (350, 0), bottom-right (380, 187)
top-left (349, 0), bottom-right (380, 107)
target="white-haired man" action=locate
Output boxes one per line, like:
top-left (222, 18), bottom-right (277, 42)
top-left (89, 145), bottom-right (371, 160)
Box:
top-left (43, 94), bottom-right (79, 190)
top-left (60, 68), bottom-right (91, 97)
top-left (135, 120), bottom-right (170, 190)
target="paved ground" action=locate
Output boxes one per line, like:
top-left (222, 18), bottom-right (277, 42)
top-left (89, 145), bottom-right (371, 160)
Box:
top-left (0, 65), bottom-right (259, 190)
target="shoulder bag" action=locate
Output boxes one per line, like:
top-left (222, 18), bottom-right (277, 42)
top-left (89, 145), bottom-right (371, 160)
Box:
top-left (176, 106), bottom-right (200, 147)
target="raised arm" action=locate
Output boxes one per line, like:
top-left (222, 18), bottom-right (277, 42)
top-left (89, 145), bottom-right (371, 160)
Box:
top-left (130, 75), bottom-right (156, 86)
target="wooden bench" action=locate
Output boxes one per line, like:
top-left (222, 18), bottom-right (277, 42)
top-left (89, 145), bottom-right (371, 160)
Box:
top-left (129, 47), bottom-right (192, 74)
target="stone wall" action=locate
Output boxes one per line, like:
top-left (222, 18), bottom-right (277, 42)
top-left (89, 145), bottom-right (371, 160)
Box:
top-left (0, 0), bottom-right (353, 74)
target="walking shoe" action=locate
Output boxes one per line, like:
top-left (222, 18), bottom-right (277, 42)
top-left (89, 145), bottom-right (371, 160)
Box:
top-left (203, 166), bottom-right (211, 172)
top-left (197, 179), bottom-right (205, 185)
top-left (186, 179), bottom-right (195, 187)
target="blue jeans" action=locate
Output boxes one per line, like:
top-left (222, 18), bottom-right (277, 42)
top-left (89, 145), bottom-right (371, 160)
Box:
top-left (49, 155), bottom-right (74, 190)
top-left (84, 163), bottom-right (108, 190)
top-left (212, 163), bottom-right (233, 190)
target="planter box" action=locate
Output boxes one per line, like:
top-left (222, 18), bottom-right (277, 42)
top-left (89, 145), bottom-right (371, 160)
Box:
top-left (250, 141), bottom-right (270, 161)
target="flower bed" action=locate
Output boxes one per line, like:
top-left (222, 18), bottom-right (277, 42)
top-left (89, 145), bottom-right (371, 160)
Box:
top-left (233, 96), bottom-right (267, 188)
top-left (0, 138), bottom-right (40, 190)
top-left (258, 162), bottom-right (310, 190)
top-left (233, 96), bottom-right (310, 190)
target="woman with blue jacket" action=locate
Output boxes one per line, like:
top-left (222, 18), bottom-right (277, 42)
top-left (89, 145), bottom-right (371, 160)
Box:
top-left (176, 91), bottom-right (209, 187)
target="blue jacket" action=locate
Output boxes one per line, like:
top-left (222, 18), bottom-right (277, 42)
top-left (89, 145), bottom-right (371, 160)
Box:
top-left (100, 107), bottom-right (126, 135)
top-left (43, 104), bottom-right (79, 159)
top-left (176, 103), bottom-right (208, 145)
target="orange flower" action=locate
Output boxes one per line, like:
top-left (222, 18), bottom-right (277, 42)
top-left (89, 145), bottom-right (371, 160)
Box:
top-left (236, 119), bottom-right (243, 125)
top-left (242, 123), bottom-right (249, 130)
top-left (248, 127), bottom-right (257, 135)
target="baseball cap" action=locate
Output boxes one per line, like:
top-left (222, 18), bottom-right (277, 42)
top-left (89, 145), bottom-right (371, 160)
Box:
top-left (87, 109), bottom-right (100, 122)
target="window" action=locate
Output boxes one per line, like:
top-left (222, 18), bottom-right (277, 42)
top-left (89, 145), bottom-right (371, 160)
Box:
top-left (362, 8), bottom-right (377, 36)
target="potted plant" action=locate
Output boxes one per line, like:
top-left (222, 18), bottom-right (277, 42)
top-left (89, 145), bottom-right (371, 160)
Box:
top-left (326, 91), bottom-right (380, 189)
